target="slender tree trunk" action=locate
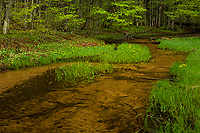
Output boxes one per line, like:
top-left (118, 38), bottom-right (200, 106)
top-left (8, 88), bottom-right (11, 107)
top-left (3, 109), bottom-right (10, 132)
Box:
top-left (171, 0), bottom-right (175, 30)
top-left (151, 0), bottom-right (154, 27)
top-left (24, 0), bottom-right (28, 29)
top-left (30, 0), bottom-right (34, 31)
top-left (167, 16), bottom-right (171, 29)
top-left (158, 6), bottom-right (161, 27)
top-left (163, 0), bottom-right (166, 27)
top-left (136, 18), bottom-right (139, 28)
top-left (73, 1), bottom-right (76, 32)
top-left (171, 20), bottom-right (174, 29)
top-left (45, 1), bottom-right (49, 29)
top-left (38, 0), bottom-right (41, 18)
top-left (179, 21), bottom-right (182, 31)
top-left (156, 0), bottom-right (158, 26)
top-left (167, 1), bottom-right (172, 29)
top-left (0, 0), bottom-right (3, 32)
top-left (136, 0), bottom-right (139, 28)
top-left (149, 7), bottom-right (152, 26)
top-left (77, 0), bottom-right (80, 31)
top-left (3, 0), bottom-right (11, 34)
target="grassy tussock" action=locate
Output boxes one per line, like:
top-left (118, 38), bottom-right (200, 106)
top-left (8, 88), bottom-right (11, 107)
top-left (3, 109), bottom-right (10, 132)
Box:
top-left (100, 43), bottom-right (151, 63)
top-left (55, 62), bottom-right (113, 85)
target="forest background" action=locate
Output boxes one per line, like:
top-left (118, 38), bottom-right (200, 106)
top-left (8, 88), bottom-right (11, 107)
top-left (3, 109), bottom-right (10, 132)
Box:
top-left (0, 0), bottom-right (199, 36)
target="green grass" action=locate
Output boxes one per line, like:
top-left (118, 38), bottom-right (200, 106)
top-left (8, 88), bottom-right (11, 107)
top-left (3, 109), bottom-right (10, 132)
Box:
top-left (0, 31), bottom-right (105, 70)
top-left (1, 41), bottom-right (151, 70)
top-left (100, 43), bottom-right (151, 63)
top-left (145, 37), bottom-right (200, 132)
top-left (55, 62), bottom-right (113, 85)
top-left (158, 37), bottom-right (200, 53)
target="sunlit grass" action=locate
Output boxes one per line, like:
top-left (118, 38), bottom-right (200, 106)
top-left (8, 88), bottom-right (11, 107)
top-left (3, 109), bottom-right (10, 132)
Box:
top-left (55, 62), bottom-right (113, 85)
top-left (1, 42), bottom-right (151, 70)
top-left (145, 37), bottom-right (200, 132)
top-left (158, 37), bottom-right (200, 53)
top-left (100, 43), bottom-right (151, 63)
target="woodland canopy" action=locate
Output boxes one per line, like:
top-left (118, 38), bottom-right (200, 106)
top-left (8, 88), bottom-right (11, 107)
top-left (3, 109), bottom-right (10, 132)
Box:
top-left (0, 0), bottom-right (200, 34)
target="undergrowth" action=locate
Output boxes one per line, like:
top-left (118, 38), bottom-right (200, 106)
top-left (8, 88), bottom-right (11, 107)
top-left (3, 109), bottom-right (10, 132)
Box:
top-left (145, 37), bottom-right (200, 132)
top-left (1, 42), bottom-right (151, 71)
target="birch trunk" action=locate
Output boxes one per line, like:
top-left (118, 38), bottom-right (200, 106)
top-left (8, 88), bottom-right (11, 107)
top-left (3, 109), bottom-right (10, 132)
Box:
top-left (158, 6), bottom-right (161, 27)
top-left (3, 0), bottom-right (11, 34)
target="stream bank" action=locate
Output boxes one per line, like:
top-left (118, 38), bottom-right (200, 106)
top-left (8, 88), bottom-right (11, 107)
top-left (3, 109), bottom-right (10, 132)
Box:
top-left (0, 39), bottom-right (186, 132)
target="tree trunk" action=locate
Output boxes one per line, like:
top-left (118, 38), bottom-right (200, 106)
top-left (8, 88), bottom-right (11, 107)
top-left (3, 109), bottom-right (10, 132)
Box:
top-left (151, 0), bottom-right (154, 27)
top-left (156, 0), bottom-right (158, 26)
top-left (3, 0), bottom-right (11, 34)
top-left (38, 0), bottom-right (41, 18)
top-left (171, 20), bottom-right (174, 30)
top-left (0, 0), bottom-right (3, 32)
top-left (77, 0), bottom-right (80, 31)
top-left (30, 0), bottom-right (34, 31)
top-left (136, 18), bottom-right (139, 28)
top-left (167, 17), bottom-right (171, 29)
top-left (24, 0), bottom-right (28, 29)
top-left (73, 1), bottom-right (76, 32)
top-left (158, 6), bottom-right (161, 27)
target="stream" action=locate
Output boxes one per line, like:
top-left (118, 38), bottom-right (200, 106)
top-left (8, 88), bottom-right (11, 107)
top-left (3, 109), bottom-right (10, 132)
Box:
top-left (0, 39), bottom-right (186, 132)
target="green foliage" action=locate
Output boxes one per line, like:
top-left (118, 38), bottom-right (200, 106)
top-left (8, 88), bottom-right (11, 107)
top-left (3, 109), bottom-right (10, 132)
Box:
top-left (164, 0), bottom-right (200, 20)
top-left (146, 37), bottom-right (200, 132)
top-left (55, 62), bottom-right (113, 85)
top-left (1, 0), bottom-right (200, 34)
top-left (0, 32), bottom-right (104, 70)
top-left (91, 0), bottom-right (146, 27)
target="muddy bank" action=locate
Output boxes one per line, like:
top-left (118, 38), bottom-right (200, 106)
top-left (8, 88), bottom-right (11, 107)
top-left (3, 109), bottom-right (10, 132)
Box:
top-left (0, 63), bottom-right (70, 94)
top-left (0, 40), bottom-right (186, 132)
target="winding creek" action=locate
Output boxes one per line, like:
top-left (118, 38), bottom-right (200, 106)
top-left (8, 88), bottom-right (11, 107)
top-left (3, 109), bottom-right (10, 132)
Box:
top-left (0, 39), bottom-right (186, 132)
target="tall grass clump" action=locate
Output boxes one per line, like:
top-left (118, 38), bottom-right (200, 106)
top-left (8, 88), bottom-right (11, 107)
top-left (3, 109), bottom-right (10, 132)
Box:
top-left (158, 37), bottom-right (200, 53)
top-left (145, 37), bottom-right (200, 132)
top-left (55, 62), bottom-right (113, 85)
top-left (100, 43), bottom-right (151, 63)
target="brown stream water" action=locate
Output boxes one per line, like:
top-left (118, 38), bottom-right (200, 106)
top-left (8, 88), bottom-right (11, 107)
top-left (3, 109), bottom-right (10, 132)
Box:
top-left (0, 40), bottom-right (186, 132)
